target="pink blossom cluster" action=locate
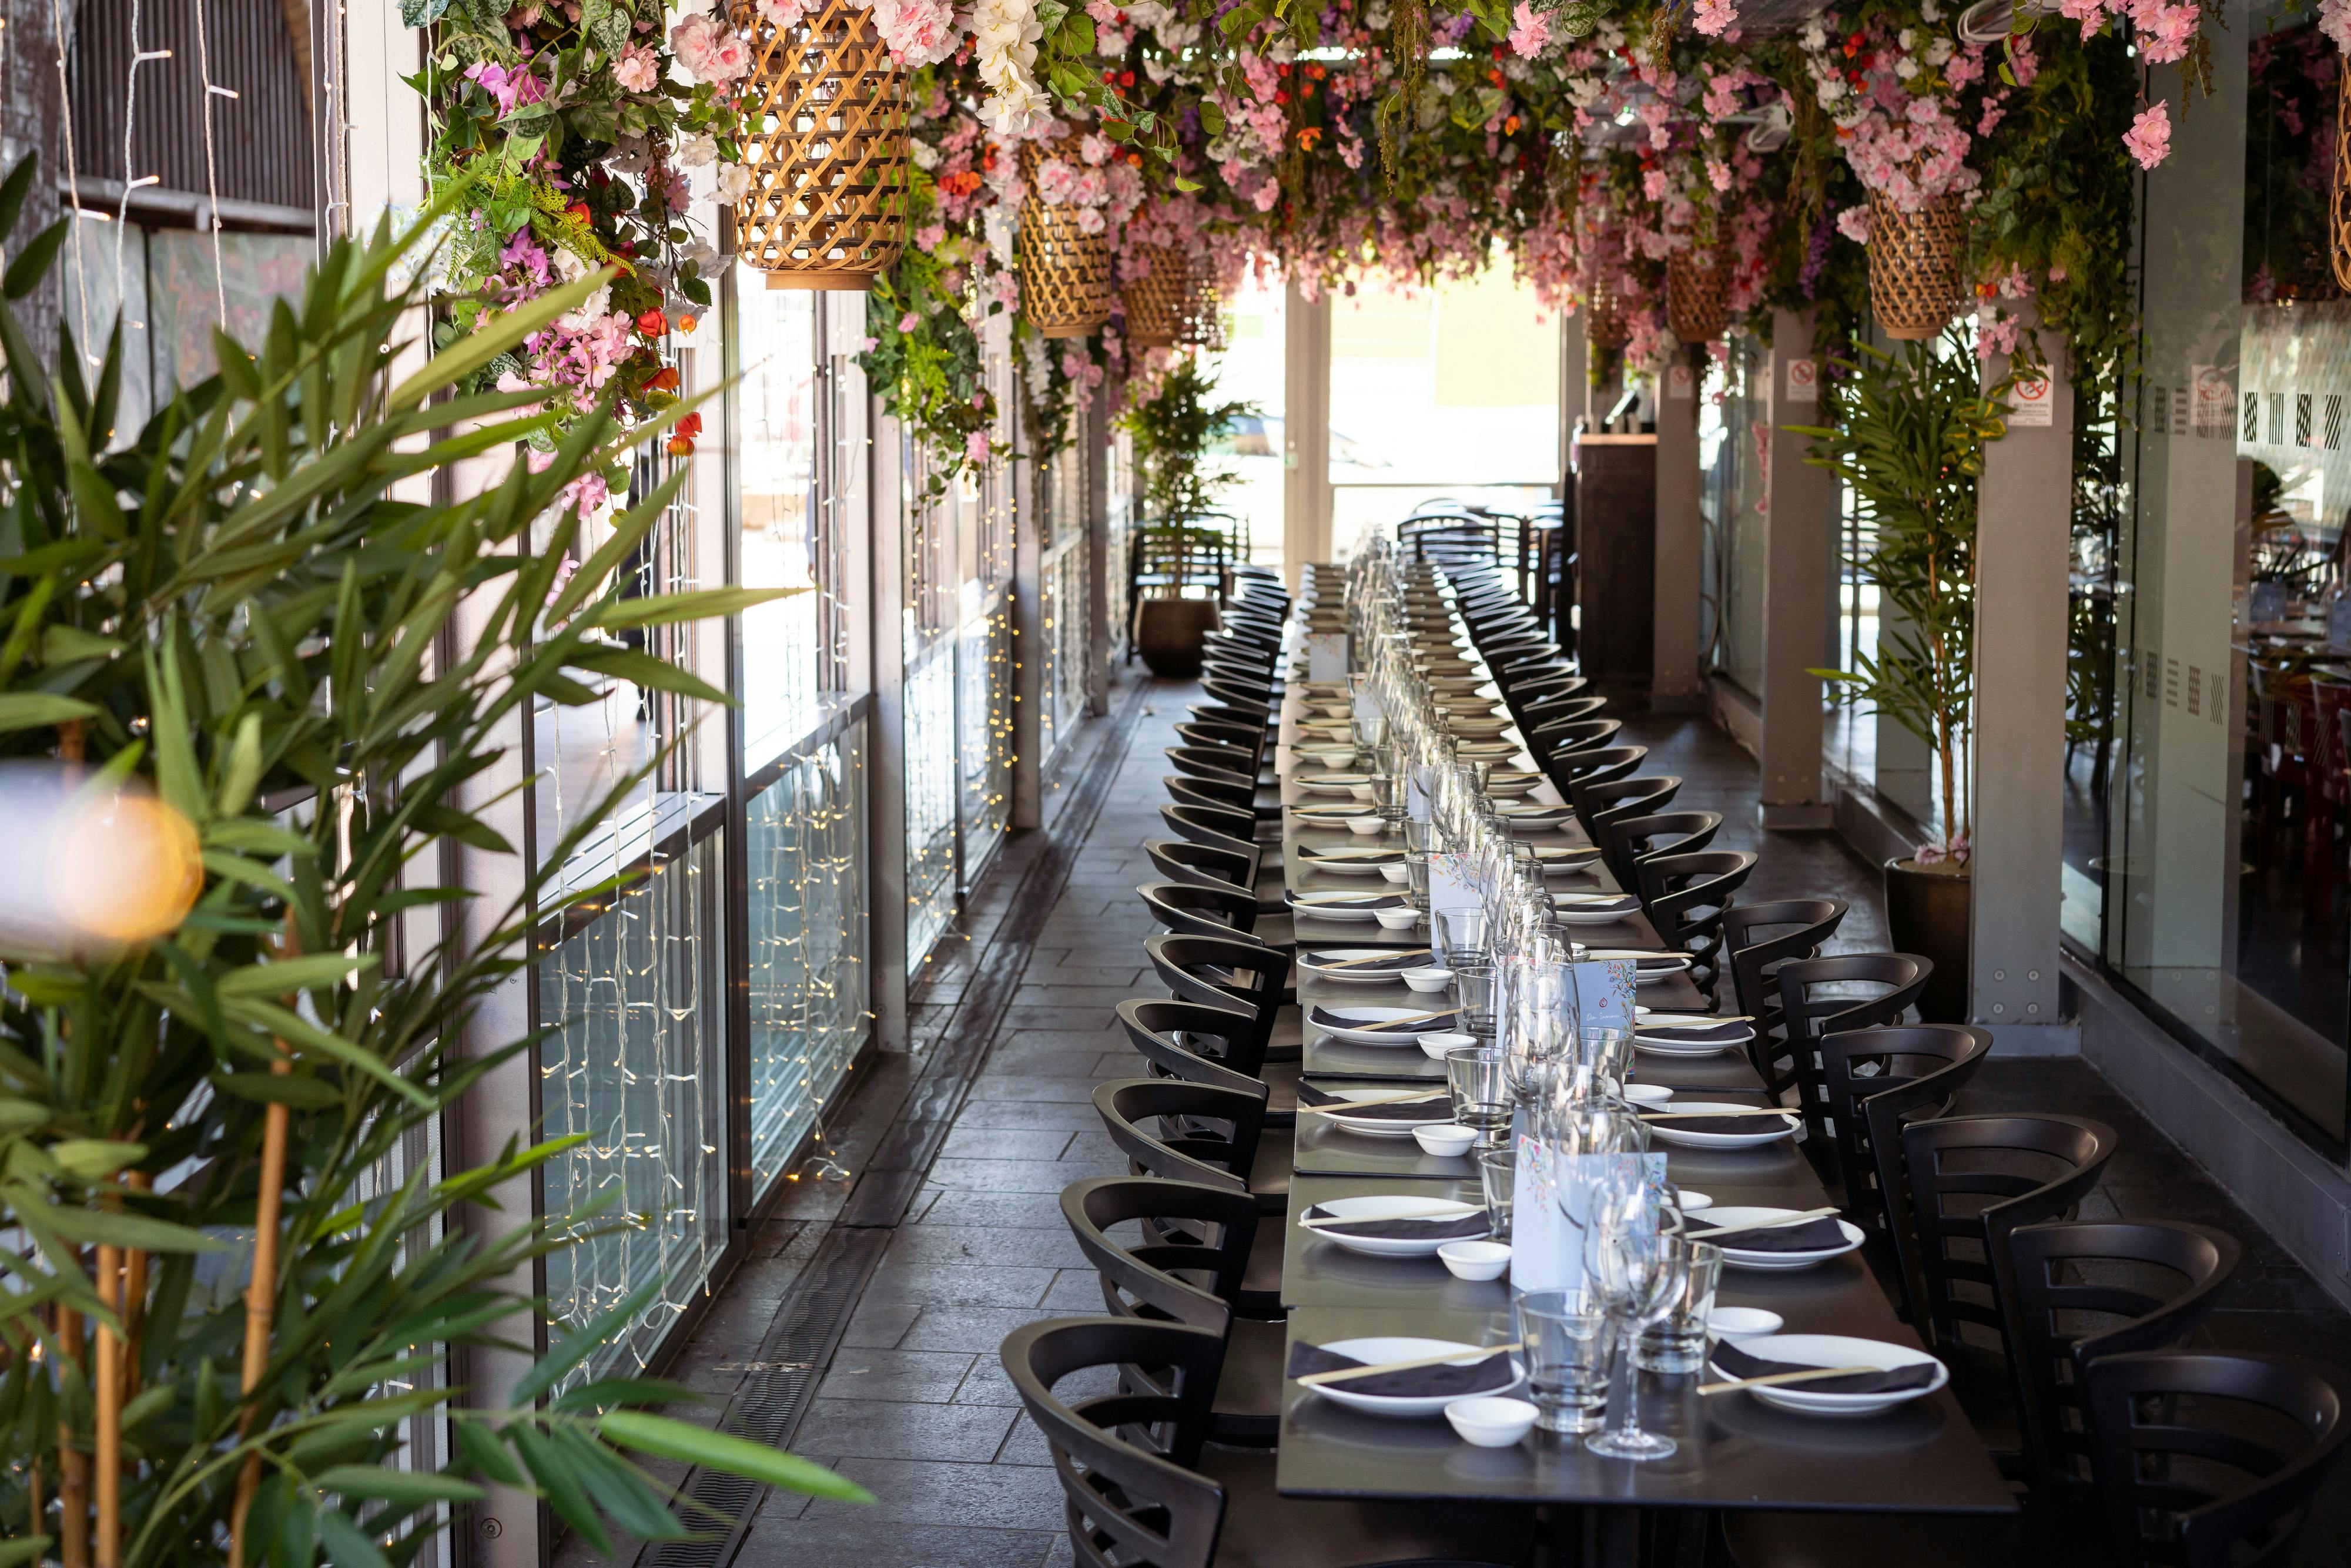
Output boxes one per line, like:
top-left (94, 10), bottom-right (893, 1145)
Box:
top-left (1507, 2), bottom-right (1550, 59)
top-left (872, 0), bottom-right (959, 68)
top-left (1693, 0), bottom-right (1739, 38)
top-left (670, 14), bottom-right (752, 82)
top-left (463, 59), bottom-right (548, 116)
top-left (2057, 0), bottom-right (2198, 63)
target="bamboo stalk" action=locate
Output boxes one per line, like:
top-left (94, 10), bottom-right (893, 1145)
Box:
top-left (59, 1304), bottom-right (86, 1568)
top-left (229, 932), bottom-right (299, 1568)
top-left (93, 1243), bottom-right (119, 1568)
top-left (121, 1172), bottom-right (151, 1399)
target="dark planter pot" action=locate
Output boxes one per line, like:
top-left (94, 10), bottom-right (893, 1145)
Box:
top-left (1137, 597), bottom-right (1218, 678)
top-left (1883, 858), bottom-right (1971, 1024)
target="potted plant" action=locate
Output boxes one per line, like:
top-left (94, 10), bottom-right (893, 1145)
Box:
top-left (1120, 355), bottom-right (1257, 677)
top-left (0, 162), bottom-right (862, 1562)
top-left (1796, 330), bottom-right (2007, 1023)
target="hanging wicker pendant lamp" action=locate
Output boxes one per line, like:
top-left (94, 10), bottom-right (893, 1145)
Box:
top-left (1666, 247), bottom-right (1730, 343)
top-left (2332, 66), bottom-right (2351, 292)
top-left (730, 0), bottom-right (909, 289)
top-left (1583, 284), bottom-right (1629, 352)
top-left (1019, 142), bottom-right (1114, 339)
top-left (1179, 263), bottom-right (1227, 351)
top-left (1123, 244), bottom-right (1188, 349)
top-left (1867, 189), bottom-right (1965, 341)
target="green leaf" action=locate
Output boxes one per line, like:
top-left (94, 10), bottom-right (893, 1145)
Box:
top-left (313, 1507), bottom-right (393, 1568)
top-left (2, 219), bottom-right (68, 301)
top-left (314, 1466), bottom-right (487, 1507)
top-left (32, 1204), bottom-right (226, 1254)
top-left (598, 1413), bottom-right (875, 1502)
top-left (212, 1070), bottom-right (345, 1108)
top-left (0, 692), bottom-right (101, 733)
top-left (216, 953), bottom-right (377, 999)
top-left (591, 584), bottom-right (805, 632)
top-left (0, 153), bottom-right (38, 244)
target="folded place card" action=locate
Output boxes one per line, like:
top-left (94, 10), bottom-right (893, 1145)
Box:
top-left (1286, 1342), bottom-right (1516, 1398)
top-left (1569, 959), bottom-right (1637, 1032)
top-left (1509, 1135), bottom-right (1665, 1298)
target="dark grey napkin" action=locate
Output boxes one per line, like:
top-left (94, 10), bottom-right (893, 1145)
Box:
top-left (1689, 1214), bottom-right (1847, 1252)
top-left (1290, 893), bottom-right (1409, 912)
top-left (1650, 1111), bottom-right (1799, 1138)
top-left (1303, 948), bottom-right (1428, 973)
top-left (1708, 1339), bottom-right (1937, 1395)
top-left (1302, 1203), bottom-right (1491, 1240)
top-left (1287, 1342), bottom-right (1516, 1398)
top-left (1297, 1083), bottom-right (1452, 1121)
top-left (1556, 896), bottom-right (1641, 916)
top-left (1636, 1021), bottom-right (1752, 1045)
top-left (1308, 1004), bottom-right (1462, 1036)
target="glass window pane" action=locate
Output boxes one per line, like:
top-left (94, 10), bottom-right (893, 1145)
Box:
top-left (736, 270), bottom-right (822, 755)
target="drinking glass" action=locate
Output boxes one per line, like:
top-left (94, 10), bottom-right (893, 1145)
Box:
top-left (1453, 962), bottom-right (1498, 1038)
top-left (1434, 906), bottom-right (1488, 967)
top-left (1370, 772), bottom-right (1408, 824)
top-left (1636, 1235), bottom-right (1722, 1373)
top-left (1404, 853), bottom-right (1432, 914)
top-left (1579, 1021), bottom-right (1635, 1090)
top-left (1513, 1291), bottom-right (1611, 1435)
top-left (1444, 1046), bottom-right (1514, 1147)
top-left (1477, 1145), bottom-right (1517, 1239)
top-left (1581, 1178), bottom-right (1687, 1460)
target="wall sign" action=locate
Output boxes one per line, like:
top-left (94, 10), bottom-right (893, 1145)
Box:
top-left (2008, 376), bottom-right (2054, 427)
top-left (1783, 357), bottom-right (1818, 403)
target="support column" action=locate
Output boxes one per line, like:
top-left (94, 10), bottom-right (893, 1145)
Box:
top-left (866, 407), bottom-right (912, 1055)
top-left (1284, 283), bottom-right (1332, 584)
top-left (1010, 384), bottom-right (1044, 832)
top-left (1759, 309), bottom-right (1836, 827)
top-left (1652, 350), bottom-right (1704, 713)
top-left (1085, 379), bottom-right (1111, 716)
top-left (1971, 309), bottom-right (2076, 1051)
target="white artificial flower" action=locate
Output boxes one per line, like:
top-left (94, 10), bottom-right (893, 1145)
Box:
top-left (553, 245), bottom-right (590, 283)
top-left (1894, 57), bottom-right (1918, 78)
top-left (1799, 19), bottom-right (1826, 46)
top-left (677, 133), bottom-right (719, 167)
top-left (1897, 28), bottom-right (1916, 49)
top-left (912, 140), bottom-right (941, 170)
top-left (717, 162), bottom-right (753, 203)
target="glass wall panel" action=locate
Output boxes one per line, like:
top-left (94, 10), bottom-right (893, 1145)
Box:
top-left (1327, 265), bottom-right (1561, 561)
top-left (537, 829), bottom-right (727, 1379)
top-left (746, 721), bottom-right (870, 1196)
top-left (1200, 276), bottom-right (1287, 568)
top-left (1700, 339), bottom-right (1768, 697)
top-left (2099, 0), bottom-right (2350, 1147)
top-left (734, 269), bottom-right (823, 755)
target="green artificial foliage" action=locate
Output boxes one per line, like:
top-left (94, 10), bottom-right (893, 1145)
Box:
top-left (1794, 330), bottom-right (2010, 860)
top-left (0, 157), bottom-right (865, 1565)
top-left (1122, 355), bottom-right (1258, 524)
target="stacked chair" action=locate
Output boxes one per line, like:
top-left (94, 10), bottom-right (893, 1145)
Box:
top-left (999, 552), bottom-right (2347, 1568)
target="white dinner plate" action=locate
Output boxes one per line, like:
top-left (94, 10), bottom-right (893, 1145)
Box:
top-left (1643, 1104), bottom-right (1800, 1150)
top-left (1310, 1087), bottom-right (1455, 1137)
top-left (1633, 1030), bottom-right (1754, 1056)
top-left (1447, 716), bottom-right (1515, 737)
top-left (1308, 1003), bottom-right (1462, 1044)
top-left (1484, 771), bottom-right (1545, 798)
top-left (1552, 895), bottom-right (1642, 924)
top-left (1711, 1335), bottom-right (1947, 1416)
top-left (1295, 772), bottom-right (1369, 796)
top-left (1455, 741), bottom-right (1519, 759)
top-left (1288, 891), bottom-right (1404, 923)
top-left (1684, 1208), bottom-right (1866, 1270)
top-left (1292, 804), bottom-right (1380, 825)
top-left (1304, 1337), bottom-right (1526, 1418)
top-left (1298, 947), bottom-right (1430, 984)
top-left (1300, 847), bottom-right (1403, 877)
top-left (1300, 1197), bottom-right (1486, 1258)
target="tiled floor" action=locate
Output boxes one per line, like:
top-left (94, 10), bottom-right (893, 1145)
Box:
top-left (568, 681), bottom-right (2351, 1568)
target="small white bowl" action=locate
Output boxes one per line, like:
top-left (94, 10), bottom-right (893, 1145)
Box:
top-left (1413, 1123), bottom-right (1479, 1158)
top-left (1420, 1030), bottom-right (1476, 1061)
top-left (1372, 906), bottom-right (1422, 930)
top-left (1622, 1083), bottom-right (1673, 1107)
top-left (1438, 1239), bottom-right (1513, 1281)
top-left (1347, 784), bottom-right (1375, 801)
top-left (1346, 816), bottom-right (1388, 836)
top-left (1707, 1307), bottom-right (1784, 1343)
top-left (1679, 1190), bottom-right (1714, 1211)
top-left (1400, 966), bottom-right (1455, 994)
top-left (1379, 862), bottom-right (1409, 884)
top-left (1444, 1395), bottom-right (1538, 1448)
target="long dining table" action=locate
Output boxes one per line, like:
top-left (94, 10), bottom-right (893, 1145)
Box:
top-left (1267, 564), bottom-right (2014, 1566)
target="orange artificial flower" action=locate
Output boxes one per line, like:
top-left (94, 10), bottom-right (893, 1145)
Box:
top-left (647, 366), bottom-right (681, 393)
top-left (676, 313), bottom-right (698, 334)
top-left (636, 308), bottom-right (669, 337)
top-left (1298, 126), bottom-right (1323, 149)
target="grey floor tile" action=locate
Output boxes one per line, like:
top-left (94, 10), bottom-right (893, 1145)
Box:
top-left (803, 1456), bottom-right (1067, 1530)
top-left (939, 1126), bottom-right (1078, 1161)
top-left (815, 1348), bottom-right (977, 1403)
top-left (791, 1397), bottom-right (1019, 1463)
top-left (862, 1259), bottom-right (1059, 1308)
top-left (947, 1099), bottom-right (1106, 1133)
top-left (734, 1517), bottom-right (1056, 1568)
top-left (886, 1223), bottom-right (1090, 1269)
top-left (929, 1157), bottom-right (1112, 1194)
top-left (896, 1304), bottom-right (1067, 1353)
top-left (838, 1299), bottom-right (922, 1349)
top-left (913, 1190), bottom-right (1073, 1229)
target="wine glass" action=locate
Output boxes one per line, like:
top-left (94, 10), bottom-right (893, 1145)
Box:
top-left (1580, 1175), bottom-right (1687, 1460)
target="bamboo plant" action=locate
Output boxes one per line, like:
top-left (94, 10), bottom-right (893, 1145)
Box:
top-left (1794, 332), bottom-right (2007, 865)
top-left (0, 155), bottom-right (863, 1567)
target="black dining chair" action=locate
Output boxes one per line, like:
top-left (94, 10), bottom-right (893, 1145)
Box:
top-left (1523, 692), bottom-right (1609, 729)
top-left (1176, 720), bottom-right (1268, 771)
top-left (2082, 1351), bottom-right (2349, 1568)
top-left (1059, 1177), bottom-right (1283, 1443)
top-left (1536, 718), bottom-right (1624, 763)
top-left (1580, 777), bottom-right (1683, 885)
top-left (1613, 810), bottom-right (1726, 888)
top-left (1093, 1077), bottom-right (1289, 1215)
top-left (1722, 898), bottom-right (1848, 1031)
top-left (1894, 1113), bottom-right (2118, 1448)
top-left (1160, 804), bottom-right (1281, 889)
top-left (1164, 771), bottom-right (1272, 822)
top-left (1148, 840), bottom-right (1281, 915)
top-left (1635, 849), bottom-right (1754, 1003)
top-left (1767, 953), bottom-right (1933, 1147)
top-left (1146, 932), bottom-right (1299, 1065)
top-left (1168, 746), bottom-right (1262, 792)
top-left (1548, 745), bottom-right (1647, 811)
top-left (1821, 1023), bottom-right (1992, 1301)
top-left (1118, 996), bottom-right (1298, 1123)
top-left (1139, 882), bottom-right (1295, 956)
top-left (2004, 1220), bottom-right (2242, 1497)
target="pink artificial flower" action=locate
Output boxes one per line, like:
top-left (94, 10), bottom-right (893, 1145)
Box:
top-left (1507, 1), bottom-right (1550, 58)
top-left (1693, 0), bottom-right (1737, 36)
top-left (758, 0), bottom-right (815, 26)
top-left (915, 222), bottom-right (947, 250)
top-left (2122, 100), bottom-right (2172, 169)
top-left (872, 0), bottom-right (958, 68)
top-left (899, 311), bottom-right (921, 331)
top-left (2324, 0), bottom-right (2351, 54)
top-left (860, 335), bottom-right (880, 351)
top-left (614, 45), bottom-right (659, 93)
top-left (1836, 205), bottom-right (1871, 244)
top-left (1252, 179), bottom-right (1281, 212)
top-left (966, 430), bottom-right (992, 465)
top-left (1706, 158), bottom-right (1732, 192)
top-left (670, 15), bottom-right (721, 75)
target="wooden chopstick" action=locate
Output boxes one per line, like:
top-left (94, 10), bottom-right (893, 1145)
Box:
top-left (1319, 1006), bottom-right (1458, 1029)
top-left (1639, 1108), bottom-right (1803, 1123)
top-left (1301, 1089), bottom-right (1449, 1111)
top-left (1697, 1365), bottom-right (1880, 1396)
top-left (1296, 1340), bottom-right (1526, 1388)
top-left (1298, 1204), bottom-right (1479, 1230)
top-left (1309, 947), bottom-right (1432, 970)
top-left (1683, 1207), bottom-right (1841, 1240)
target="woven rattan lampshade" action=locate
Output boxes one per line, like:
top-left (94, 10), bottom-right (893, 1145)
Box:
top-left (1583, 286), bottom-right (1629, 352)
top-left (1666, 247), bottom-right (1730, 343)
top-left (1868, 189), bottom-right (1965, 341)
top-left (731, 0), bottom-right (908, 289)
top-left (1179, 267), bottom-right (1226, 351)
top-left (1123, 245), bottom-right (1188, 348)
top-left (1019, 143), bottom-right (1114, 339)
top-left (2333, 67), bottom-right (2351, 292)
